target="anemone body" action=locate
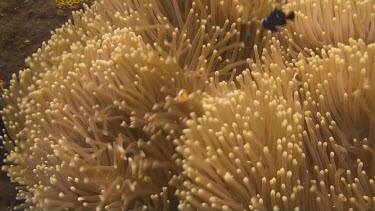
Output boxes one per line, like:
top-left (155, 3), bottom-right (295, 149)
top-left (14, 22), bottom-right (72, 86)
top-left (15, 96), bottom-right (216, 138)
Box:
top-left (2, 0), bottom-right (375, 210)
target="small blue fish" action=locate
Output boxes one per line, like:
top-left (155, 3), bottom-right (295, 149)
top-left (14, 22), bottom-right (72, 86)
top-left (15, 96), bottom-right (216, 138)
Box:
top-left (262, 9), bottom-right (295, 32)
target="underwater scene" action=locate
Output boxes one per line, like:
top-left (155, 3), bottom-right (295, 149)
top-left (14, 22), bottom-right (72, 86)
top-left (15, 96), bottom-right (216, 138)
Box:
top-left (0, 0), bottom-right (375, 210)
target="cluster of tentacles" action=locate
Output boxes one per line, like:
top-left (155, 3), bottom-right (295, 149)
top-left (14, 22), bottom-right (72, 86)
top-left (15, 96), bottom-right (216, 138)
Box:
top-left (1, 0), bottom-right (375, 210)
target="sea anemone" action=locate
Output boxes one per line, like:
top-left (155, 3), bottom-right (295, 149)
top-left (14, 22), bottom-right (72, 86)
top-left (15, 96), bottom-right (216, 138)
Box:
top-left (1, 0), bottom-right (273, 210)
top-left (175, 38), bottom-right (375, 210)
top-left (2, 27), bottom-right (196, 210)
top-left (280, 0), bottom-right (375, 56)
top-left (2, 0), bottom-right (375, 210)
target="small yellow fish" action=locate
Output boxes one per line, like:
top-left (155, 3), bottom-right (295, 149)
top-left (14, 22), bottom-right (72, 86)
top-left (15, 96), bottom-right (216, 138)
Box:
top-left (177, 89), bottom-right (189, 102)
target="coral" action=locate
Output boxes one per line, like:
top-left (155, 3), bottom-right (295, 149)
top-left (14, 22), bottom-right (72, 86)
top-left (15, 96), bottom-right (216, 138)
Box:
top-left (2, 0), bottom-right (375, 210)
top-left (55, 0), bottom-right (93, 9)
